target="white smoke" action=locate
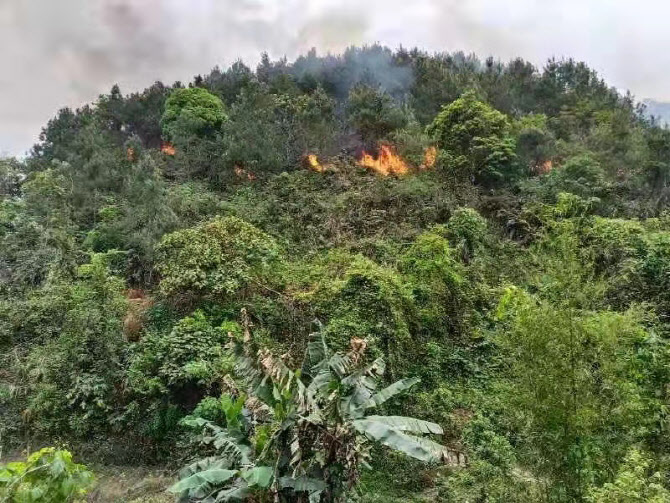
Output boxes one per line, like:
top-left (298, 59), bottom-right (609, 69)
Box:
top-left (2, 0), bottom-right (670, 155)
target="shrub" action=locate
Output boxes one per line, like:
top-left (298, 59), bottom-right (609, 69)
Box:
top-left (156, 216), bottom-right (280, 298)
top-left (128, 311), bottom-right (234, 397)
top-left (161, 87), bottom-right (226, 144)
top-left (586, 449), bottom-right (670, 503)
top-left (400, 228), bottom-right (469, 338)
top-left (427, 91), bottom-right (517, 184)
top-left (300, 252), bottom-right (416, 375)
top-left (0, 447), bottom-right (94, 502)
top-left (24, 254), bottom-right (127, 437)
top-left (446, 207), bottom-right (488, 261)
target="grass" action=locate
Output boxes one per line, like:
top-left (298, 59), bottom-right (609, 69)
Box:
top-left (86, 465), bottom-right (173, 503)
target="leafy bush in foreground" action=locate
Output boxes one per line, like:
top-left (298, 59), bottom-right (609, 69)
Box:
top-left (0, 447), bottom-right (94, 502)
top-left (170, 317), bottom-right (459, 502)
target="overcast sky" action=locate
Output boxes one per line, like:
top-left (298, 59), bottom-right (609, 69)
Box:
top-left (2, 0), bottom-right (670, 156)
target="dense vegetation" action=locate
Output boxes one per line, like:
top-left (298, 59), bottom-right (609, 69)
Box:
top-left (2, 45), bottom-right (670, 501)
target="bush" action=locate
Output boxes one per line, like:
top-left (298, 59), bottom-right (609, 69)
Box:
top-left (0, 447), bottom-right (95, 502)
top-left (127, 311), bottom-right (233, 398)
top-left (400, 228), bottom-right (470, 338)
top-left (156, 216), bottom-right (281, 298)
top-left (427, 91), bottom-right (517, 184)
top-left (24, 254), bottom-right (127, 437)
top-left (299, 252), bottom-right (415, 375)
top-left (446, 207), bottom-right (488, 261)
top-left (160, 87), bottom-right (226, 144)
top-left (586, 449), bottom-right (670, 503)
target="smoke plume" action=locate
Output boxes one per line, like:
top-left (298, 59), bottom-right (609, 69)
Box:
top-left (3, 0), bottom-right (670, 155)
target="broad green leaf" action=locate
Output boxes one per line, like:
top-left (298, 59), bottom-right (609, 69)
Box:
top-left (362, 415), bottom-right (443, 434)
top-left (212, 431), bottom-right (251, 465)
top-left (365, 378), bottom-right (420, 409)
top-left (352, 418), bottom-right (449, 462)
top-left (279, 475), bottom-right (326, 494)
top-left (240, 466), bottom-right (273, 487)
top-left (168, 468), bottom-right (237, 493)
top-left (304, 325), bottom-right (329, 372)
top-left (214, 484), bottom-right (250, 501)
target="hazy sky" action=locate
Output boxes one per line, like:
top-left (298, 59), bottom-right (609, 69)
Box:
top-left (2, 0), bottom-right (670, 155)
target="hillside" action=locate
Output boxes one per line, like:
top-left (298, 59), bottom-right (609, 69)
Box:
top-left (2, 45), bottom-right (670, 502)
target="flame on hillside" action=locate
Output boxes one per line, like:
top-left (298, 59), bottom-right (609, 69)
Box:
top-left (234, 165), bottom-right (256, 180)
top-left (161, 142), bottom-right (176, 156)
top-left (533, 159), bottom-right (552, 174)
top-left (422, 146), bottom-right (437, 169)
top-left (358, 143), bottom-right (408, 176)
top-left (306, 154), bottom-right (324, 172)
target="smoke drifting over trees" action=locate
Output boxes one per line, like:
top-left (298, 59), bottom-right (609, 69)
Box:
top-left (4, 0), bottom-right (670, 154)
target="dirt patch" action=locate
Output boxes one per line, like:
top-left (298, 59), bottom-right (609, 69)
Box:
top-left (87, 465), bottom-right (174, 503)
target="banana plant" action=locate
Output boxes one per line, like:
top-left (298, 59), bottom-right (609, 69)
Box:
top-left (171, 312), bottom-right (461, 502)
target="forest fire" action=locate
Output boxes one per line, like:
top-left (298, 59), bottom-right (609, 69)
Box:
top-left (358, 143), bottom-right (408, 176)
top-left (422, 146), bottom-right (437, 169)
top-left (161, 142), bottom-right (176, 156)
top-left (536, 159), bottom-right (553, 174)
top-left (234, 165), bottom-right (256, 180)
top-left (306, 154), bottom-right (324, 172)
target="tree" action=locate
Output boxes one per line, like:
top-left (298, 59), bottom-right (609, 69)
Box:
top-left (427, 91), bottom-right (517, 184)
top-left (220, 84), bottom-right (339, 181)
top-left (495, 287), bottom-right (668, 500)
top-left (513, 113), bottom-right (555, 172)
top-left (0, 158), bottom-right (22, 198)
top-left (346, 85), bottom-right (409, 148)
top-left (170, 318), bottom-right (458, 502)
top-left (161, 87), bottom-right (227, 146)
top-left (24, 253), bottom-right (127, 437)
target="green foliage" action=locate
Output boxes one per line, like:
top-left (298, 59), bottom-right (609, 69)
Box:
top-left (427, 91), bottom-right (517, 184)
top-left (172, 323), bottom-right (454, 502)
top-left (347, 85), bottom-right (409, 147)
top-left (586, 449), bottom-right (670, 503)
top-left (23, 254), bottom-right (128, 437)
top-left (5, 45), bottom-right (670, 503)
top-left (513, 113), bottom-right (556, 171)
top-left (0, 158), bottom-right (22, 198)
top-left (445, 207), bottom-right (488, 262)
top-left (161, 87), bottom-right (226, 144)
top-left (0, 166), bottom-right (77, 291)
top-left (301, 252), bottom-right (415, 375)
top-left (128, 311), bottom-right (232, 396)
top-left (0, 447), bottom-right (94, 502)
top-left (156, 216), bottom-right (280, 297)
top-left (400, 228), bottom-right (470, 339)
top-left (220, 84), bottom-right (339, 180)
top-left (495, 287), bottom-right (669, 500)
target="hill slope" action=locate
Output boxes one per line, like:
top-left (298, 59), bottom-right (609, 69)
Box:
top-left (2, 46), bottom-right (670, 502)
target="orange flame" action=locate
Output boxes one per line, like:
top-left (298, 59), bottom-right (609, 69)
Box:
top-left (358, 144), bottom-right (408, 176)
top-left (422, 146), bottom-right (437, 169)
top-left (306, 154), bottom-right (324, 172)
top-left (234, 165), bottom-right (256, 180)
top-left (534, 159), bottom-right (552, 175)
top-left (161, 142), bottom-right (176, 156)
